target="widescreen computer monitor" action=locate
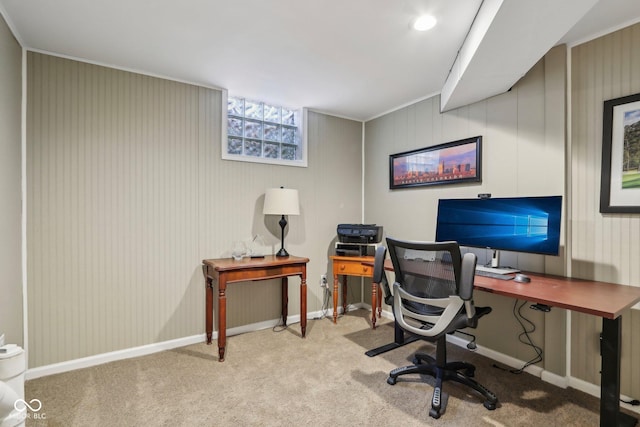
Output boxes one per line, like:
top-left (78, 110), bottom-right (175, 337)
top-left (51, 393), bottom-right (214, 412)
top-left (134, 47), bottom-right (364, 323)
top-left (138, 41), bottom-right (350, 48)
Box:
top-left (435, 196), bottom-right (562, 256)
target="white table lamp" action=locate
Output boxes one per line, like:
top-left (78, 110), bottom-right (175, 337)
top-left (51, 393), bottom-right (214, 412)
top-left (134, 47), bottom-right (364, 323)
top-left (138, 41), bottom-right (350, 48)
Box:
top-left (263, 187), bottom-right (300, 257)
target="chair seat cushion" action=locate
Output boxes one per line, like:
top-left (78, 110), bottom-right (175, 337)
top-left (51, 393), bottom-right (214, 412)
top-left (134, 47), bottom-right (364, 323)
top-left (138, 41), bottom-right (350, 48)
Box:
top-left (405, 303), bottom-right (491, 334)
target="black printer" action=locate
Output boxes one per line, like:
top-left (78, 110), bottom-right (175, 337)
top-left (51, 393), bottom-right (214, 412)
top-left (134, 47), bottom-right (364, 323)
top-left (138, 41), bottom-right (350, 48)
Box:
top-left (336, 224), bottom-right (383, 256)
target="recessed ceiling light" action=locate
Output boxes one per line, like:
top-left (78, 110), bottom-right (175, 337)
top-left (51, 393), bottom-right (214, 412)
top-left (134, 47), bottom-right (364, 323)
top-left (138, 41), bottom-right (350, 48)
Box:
top-left (412, 14), bottom-right (437, 31)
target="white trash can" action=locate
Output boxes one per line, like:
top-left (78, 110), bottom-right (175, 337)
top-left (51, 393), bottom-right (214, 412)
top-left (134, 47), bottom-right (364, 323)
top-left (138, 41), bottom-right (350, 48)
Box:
top-left (0, 345), bottom-right (26, 427)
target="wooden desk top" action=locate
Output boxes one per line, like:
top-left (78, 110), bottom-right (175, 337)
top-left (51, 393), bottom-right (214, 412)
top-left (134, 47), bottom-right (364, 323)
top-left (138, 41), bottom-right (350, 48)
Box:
top-left (203, 255), bottom-right (309, 272)
top-left (376, 259), bottom-right (640, 319)
top-left (475, 273), bottom-right (640, 319)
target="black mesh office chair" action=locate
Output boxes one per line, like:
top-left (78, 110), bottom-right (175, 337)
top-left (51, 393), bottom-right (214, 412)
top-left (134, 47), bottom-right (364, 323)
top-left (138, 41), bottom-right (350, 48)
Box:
top-left (383, 237), bottom-right (498, 419)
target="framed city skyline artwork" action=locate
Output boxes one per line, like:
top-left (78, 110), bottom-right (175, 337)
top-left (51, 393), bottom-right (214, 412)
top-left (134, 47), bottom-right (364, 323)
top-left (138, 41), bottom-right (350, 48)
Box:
top-left (389, 136), bottom-right (482, 189)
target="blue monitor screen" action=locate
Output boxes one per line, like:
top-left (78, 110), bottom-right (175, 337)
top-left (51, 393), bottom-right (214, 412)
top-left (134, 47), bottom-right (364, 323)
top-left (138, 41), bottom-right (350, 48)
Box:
top-left (435, 196), bottom-right (562, 256)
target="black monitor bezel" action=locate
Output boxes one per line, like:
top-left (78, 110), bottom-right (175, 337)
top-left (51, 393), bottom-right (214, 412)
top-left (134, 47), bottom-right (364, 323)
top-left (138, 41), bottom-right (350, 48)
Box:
top-left (435, 195), bottom-right (563, 256)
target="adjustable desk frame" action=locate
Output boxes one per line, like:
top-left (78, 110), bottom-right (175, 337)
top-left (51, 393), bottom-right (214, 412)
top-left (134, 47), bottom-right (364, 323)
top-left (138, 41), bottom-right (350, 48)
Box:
top-left (369, 259), bottom-right (640, 427)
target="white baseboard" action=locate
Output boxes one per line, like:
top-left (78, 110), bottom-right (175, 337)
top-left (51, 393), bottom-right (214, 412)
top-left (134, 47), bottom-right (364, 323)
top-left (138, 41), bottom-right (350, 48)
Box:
top-left (569, 376), bottom-right (640, 416)
top-left (369, 306), bottom-right (549, 378)
top-left (445, 333), bottom-right (540, 379)
top-left (353, 306), bottom-right (640, 416)
top-left (448, 333), bottom-right (574, 389)
top-left (25, 334), bottom-right (206, 380)
top-left (569, 375), bottom-right (601, 398)
top-left (446, 331), bottom-right (640, 416)
top-left (24, 312), bottom-right (320, 380)
top-left (540, 369), bottom-right (569, 389)
top-left (27, 307), bottom-right (640, 419)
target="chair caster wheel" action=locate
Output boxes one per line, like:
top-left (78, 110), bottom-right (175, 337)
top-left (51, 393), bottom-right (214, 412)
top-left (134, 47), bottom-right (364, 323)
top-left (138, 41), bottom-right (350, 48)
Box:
top-left (387, 376), bottom-right (397, 385)
top-left (483, 401), bottom-right (497, 411)
top-left (429, 408), bottom-right (441, 419)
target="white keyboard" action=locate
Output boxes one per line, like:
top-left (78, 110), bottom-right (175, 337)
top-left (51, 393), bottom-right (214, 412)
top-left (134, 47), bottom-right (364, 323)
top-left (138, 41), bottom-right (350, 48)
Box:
top-left (476, 265), bottom-right (520, 275)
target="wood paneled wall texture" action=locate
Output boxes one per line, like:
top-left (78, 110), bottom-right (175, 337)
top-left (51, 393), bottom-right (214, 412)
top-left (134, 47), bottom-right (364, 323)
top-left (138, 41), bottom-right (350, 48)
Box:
top-left (26, 52), bottom-right (363, 368)
top-left (363, 23), bottom-right (640, 397)
top-left (0, 13), bottom-right (23, 347)
top-left (24, 23), bottom-right (640, 397)
top-left (571, 23), bottom-right (640, 397)
top-left (364, 46), bottom-right (568, 375)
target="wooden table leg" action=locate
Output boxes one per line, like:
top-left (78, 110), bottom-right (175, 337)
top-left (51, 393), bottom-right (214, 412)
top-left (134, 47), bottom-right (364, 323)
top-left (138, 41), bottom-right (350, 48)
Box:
top-left (281, 277), bottom-right (288, 327)
top-left (333, 274), bottom-right (339, 323)
top-left (217, 276), bottom-right (227, 362)
top-left (203, 266), bottom-right (214, 344)
top-left (377, 283), bottom-right (382, 318)
top-left (300, 270), bottom-right (307, 337)
top-left (342, 275), bottom-right (348, 316)
top-left (371, 280), bottom-right (378, 329)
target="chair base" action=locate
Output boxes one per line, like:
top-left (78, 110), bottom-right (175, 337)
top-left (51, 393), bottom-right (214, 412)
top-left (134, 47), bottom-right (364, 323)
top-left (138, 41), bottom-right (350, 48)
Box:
top-left (387, 349), bottom-right (498, 419)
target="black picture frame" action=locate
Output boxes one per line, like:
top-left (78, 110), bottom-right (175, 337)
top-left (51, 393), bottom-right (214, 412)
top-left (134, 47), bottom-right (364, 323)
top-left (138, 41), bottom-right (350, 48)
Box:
top-left (389, 136), bottom-right (482, 189)
top-left (600, 93), bottom-right (640, 213)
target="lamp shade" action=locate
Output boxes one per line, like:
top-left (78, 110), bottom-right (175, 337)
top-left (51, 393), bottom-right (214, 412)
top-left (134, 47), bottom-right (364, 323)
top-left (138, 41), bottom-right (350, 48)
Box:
top-left (263, 188), bottom-right (300, 216)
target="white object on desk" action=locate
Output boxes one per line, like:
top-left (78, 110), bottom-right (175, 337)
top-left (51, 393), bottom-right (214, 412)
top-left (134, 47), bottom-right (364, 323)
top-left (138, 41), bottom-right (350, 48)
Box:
top-left (476, 265), bottom-right (520, 275)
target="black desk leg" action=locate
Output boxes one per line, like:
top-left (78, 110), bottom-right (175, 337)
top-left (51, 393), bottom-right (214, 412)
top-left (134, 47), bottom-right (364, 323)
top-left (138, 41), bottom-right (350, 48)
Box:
top-left (365, 321), bottom-right (419, 357)
top-left (601, 316), bottom-right (637, 427)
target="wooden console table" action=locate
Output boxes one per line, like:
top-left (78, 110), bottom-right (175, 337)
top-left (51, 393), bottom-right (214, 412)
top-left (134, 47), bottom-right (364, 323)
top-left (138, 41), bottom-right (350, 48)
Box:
top-left (330, 255), bottom-right (382, 328)
top-left (202, 255), bottom-right (309, 361)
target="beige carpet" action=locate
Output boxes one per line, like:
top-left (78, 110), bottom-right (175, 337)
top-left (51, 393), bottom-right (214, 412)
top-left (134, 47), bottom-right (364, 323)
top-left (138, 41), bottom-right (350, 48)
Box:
top-left (25, 309), bottom-right (618, 426)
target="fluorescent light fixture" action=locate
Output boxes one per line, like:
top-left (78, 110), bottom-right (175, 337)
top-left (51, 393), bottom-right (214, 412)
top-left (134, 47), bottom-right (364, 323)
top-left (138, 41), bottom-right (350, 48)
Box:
top-left (413, 14), bottom-right (437, 31)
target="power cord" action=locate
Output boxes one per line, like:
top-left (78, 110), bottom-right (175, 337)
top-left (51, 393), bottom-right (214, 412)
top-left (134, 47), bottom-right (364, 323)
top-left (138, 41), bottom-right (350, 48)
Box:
top-left (488, 302), bottom-right (640, 406)
top-left (493, 299), bottom-right (543, 374)
top-left (312, 285), bottom-right (332, 320)
top-left (272, 322), bottom-right (288, 333)
top-left (337, 278), bottom-right (357, 319)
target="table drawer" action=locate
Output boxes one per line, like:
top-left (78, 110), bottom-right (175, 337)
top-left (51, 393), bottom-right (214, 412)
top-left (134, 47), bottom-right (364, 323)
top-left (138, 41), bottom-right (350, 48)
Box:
top-left (334, 261), bottom-right (373, 277)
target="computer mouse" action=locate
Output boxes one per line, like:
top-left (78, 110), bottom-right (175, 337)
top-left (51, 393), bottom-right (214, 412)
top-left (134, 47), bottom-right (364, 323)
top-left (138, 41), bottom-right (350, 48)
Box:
top-left (513, 273), bottom-right (531, 283)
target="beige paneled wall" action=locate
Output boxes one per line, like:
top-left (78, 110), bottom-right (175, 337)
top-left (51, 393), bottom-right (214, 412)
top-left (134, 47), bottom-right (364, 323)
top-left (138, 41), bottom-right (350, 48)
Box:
top-left (571, 23), bottom-right (640, 397)
top-left (0, 14), bottom-right (23, 346)
top-left (364, 46), bottom-right (567, 374)
top-left (26, 52), bottom-right (362, 368)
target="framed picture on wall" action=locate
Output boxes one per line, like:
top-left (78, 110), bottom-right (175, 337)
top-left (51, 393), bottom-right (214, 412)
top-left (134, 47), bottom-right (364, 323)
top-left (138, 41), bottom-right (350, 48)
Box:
top-left (600, 93), bottom-right (640, 213)
top-left (389, 136), bottom-right (482, 189)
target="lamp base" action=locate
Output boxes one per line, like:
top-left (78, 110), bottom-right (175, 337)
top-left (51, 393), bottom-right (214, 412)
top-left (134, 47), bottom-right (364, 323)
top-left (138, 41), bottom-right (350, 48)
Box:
top-left (276, 215), bottom-right (290, 257)
top-left (275, 247), bottom-right (290, 257)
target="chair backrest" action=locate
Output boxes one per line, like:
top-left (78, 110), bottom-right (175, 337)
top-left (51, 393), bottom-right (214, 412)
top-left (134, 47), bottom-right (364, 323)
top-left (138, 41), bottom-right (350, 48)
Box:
top-left (386, 237), bottom-right (477, 338)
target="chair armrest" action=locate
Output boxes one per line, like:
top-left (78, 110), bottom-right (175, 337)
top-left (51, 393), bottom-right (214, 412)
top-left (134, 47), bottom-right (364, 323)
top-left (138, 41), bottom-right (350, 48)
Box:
top-left (373, 245), bottom-right (386, 283)
top-left (373, 246), bottom-right (393, 305)
top-left (459, 252), bottom-right (477, 301)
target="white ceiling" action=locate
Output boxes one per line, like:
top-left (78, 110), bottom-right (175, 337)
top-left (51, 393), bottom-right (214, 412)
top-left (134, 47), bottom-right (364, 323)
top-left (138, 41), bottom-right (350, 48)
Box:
top-left (1, 0), bottom-right (640, 121)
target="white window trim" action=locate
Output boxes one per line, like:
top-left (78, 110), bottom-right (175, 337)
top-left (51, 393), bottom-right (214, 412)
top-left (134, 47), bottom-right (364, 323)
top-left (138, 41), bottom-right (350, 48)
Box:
top-left (221, 89), bottom-right (308, 168)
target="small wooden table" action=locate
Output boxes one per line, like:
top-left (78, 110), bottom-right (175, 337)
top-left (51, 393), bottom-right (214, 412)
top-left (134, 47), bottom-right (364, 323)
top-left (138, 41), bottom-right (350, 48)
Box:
top-left (202, 255), bottom-right (309, 361)
top-left (330, 255), bottom-right (382, 328)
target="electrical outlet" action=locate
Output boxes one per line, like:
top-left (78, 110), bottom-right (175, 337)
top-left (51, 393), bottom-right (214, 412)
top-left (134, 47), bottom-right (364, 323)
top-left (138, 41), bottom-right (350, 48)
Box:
top-left (320, 274), bottom-right (328, 288)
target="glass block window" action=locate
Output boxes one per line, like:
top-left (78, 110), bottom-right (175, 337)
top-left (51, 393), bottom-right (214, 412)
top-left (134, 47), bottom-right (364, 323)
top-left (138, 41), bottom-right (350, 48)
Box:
top-left (223, 94), bottom-right (306, 167)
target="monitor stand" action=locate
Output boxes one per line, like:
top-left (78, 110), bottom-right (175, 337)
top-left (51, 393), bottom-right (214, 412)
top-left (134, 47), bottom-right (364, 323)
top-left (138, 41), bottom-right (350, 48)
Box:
top-left (491, 248), bottom-right (500, 268)
top-left (476, 249), bottom-right (520, 275)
